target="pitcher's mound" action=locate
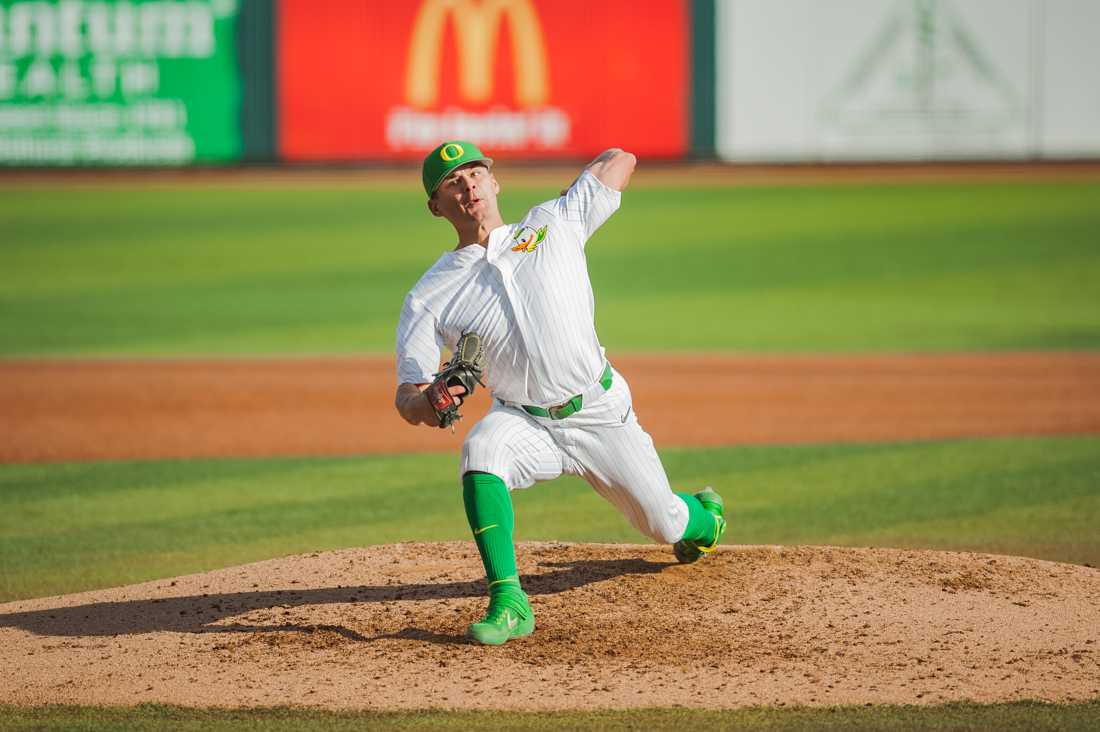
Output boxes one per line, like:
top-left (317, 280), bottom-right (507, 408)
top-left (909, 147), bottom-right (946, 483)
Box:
top-left (1, 542), bottom-right (1098, 710)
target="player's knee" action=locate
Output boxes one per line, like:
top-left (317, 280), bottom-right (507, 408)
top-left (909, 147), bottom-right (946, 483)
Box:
top-left (615, 507), bottom-right (683, 544)
top-left (461, 470), bottom-right (508, 495)
top-left (625, 517), bottom-right (681, 545)
top-left (633, 496), bottom-right (689, 544)
top-left (647, 516), bottom-right (685, 545)
top-left (460, 439), bottom-right (486, 473)
top-left (460, 436), bottom-right (504, 482)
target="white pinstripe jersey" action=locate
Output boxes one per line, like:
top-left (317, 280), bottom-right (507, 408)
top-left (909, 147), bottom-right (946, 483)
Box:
top-left (396, 170), bottom-right (621, 407)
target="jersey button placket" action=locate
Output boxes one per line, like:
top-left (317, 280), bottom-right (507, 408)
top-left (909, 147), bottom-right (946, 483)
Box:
top-left (490, 255), bottom-right (536, 355)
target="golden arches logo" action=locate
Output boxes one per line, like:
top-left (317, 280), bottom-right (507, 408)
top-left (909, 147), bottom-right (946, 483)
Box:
top-left (405, 0), bottom-right (550, 109)
top-left (440, 143), bottom-right (465, 160)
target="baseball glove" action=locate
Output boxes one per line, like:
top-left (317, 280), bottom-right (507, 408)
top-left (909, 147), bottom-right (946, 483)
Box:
top-left (424, 332), bottom-right (486, 430)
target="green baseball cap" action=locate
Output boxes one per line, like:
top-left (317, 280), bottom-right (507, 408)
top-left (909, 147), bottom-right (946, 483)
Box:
top-left (422, 140), bottom-right (493, 196)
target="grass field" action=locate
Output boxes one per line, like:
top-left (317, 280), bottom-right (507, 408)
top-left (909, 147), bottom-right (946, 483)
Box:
top-left (2, 700), bottom-right (1098, 732)
top-left (3, 436), bottom-right (1097, 602)
top-left (2, 176), bottom-right (1098, 729)
top-left (1, 179), bottom-right (1098, 355)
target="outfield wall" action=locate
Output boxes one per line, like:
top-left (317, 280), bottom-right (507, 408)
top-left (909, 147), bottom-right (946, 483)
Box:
top-left (717, 0), bottom-right (1100, 162)
top-left (0, 0), bottom-right (247, 164)
top-left (0, 0), bottom-right (1096, 166)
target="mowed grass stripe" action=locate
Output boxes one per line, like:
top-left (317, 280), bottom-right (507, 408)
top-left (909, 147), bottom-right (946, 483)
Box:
top-left (1, 701), bottom-right (1098, 732)
top-left (602, 256), bottom-right (1100, 350)
top-left (1, 181), bottom-right (1098, 354)
top-left (1, 436), bottom-right (1097, 602)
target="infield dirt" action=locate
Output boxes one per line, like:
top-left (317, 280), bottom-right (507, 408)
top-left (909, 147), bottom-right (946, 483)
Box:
top-left (2, 542), bottom-right (1098, 710)
top-left (3, 353), bottom-right (1100, 463)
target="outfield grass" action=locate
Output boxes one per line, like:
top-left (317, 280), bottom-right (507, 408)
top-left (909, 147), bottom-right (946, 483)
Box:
top-left (1, 701), bottom-right (1098, 732)
top-left (2, 436), bottom-right (1096, 602)
top-left (1, 181), bottom-right (1098, 355)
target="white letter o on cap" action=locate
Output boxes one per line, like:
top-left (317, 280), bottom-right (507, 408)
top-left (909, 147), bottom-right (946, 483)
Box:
top-left (440, 143), bottom-right (464, 161)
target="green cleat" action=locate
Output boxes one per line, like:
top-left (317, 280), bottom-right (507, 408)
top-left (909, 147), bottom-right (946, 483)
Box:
top-left (673, 486), bottom-right (727, 564)
top-left (466, 595), bottom-right (535, 646)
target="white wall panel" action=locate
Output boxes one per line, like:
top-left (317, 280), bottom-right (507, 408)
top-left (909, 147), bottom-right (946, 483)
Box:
top-left (1041, 1), bottom-right (1100, 156)
top-left (717, 0), bottom-right (1100, 161)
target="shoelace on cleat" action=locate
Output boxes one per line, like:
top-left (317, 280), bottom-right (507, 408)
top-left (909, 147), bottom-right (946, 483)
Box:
top-left (698, 515), bottom-right (726, 554)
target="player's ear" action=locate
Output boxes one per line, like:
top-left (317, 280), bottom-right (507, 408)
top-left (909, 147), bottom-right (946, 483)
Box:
top-left (427, 196), bottom-right (442, 217)
top-left (492, 175), bottom-right (501, 195)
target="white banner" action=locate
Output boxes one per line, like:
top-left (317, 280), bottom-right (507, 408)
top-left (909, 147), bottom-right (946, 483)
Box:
top-left (717, 0), bottom-right (1100, 161)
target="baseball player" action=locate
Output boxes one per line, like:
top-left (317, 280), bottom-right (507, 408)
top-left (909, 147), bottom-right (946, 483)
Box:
top-left (395, 140), bottom-right (727, 645)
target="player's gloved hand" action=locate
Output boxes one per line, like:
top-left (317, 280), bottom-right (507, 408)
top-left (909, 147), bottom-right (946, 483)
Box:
top-left (424, 332), bottom-right (486, 431)
top-left (421, 384), bottom-right (467, 425)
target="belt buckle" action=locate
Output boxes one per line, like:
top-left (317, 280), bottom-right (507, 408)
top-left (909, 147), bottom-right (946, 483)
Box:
top-left (548, 395), bottom-right (581, 420)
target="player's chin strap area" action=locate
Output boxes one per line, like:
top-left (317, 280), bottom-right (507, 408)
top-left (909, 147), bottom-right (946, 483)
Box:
top-left (505, 362), bottom-right (613, 421)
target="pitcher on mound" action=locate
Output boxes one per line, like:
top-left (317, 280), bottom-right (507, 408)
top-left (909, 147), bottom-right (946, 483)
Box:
top-left (394, 141), bottom-right (727, 645)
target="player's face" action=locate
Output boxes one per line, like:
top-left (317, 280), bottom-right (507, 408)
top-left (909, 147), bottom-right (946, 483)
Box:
top-left (429, 163), bottom-right (500, 224)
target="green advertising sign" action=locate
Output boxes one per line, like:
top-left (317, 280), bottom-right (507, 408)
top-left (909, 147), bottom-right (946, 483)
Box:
top-left (0, 0), bottom-right (241, 164)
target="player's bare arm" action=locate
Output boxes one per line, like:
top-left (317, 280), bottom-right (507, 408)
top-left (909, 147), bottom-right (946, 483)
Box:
top-left (561, 147), bottom-right (637, 195)
top-left (394, 383), bottom-right (433, 426)
top-left (586, 147), bottom-right (637, 191)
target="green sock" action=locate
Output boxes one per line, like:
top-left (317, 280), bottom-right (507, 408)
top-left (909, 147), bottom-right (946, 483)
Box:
top-left (462, 471), bottom-right (526, 604)
top-left (676, 492), bottom-right (717, 545)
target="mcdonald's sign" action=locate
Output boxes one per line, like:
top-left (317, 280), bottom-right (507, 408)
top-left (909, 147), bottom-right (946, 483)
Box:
top-left (277, 0), bottom-right (688, 160)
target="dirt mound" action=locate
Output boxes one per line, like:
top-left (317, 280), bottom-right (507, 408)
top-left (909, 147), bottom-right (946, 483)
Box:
top-left (2, 543), bottom-right (1098, 710)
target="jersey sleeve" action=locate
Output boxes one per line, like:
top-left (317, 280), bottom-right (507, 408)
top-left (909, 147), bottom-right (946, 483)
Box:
top-left (555, 169), bottom-right (622, 244)
top-left (395, 294), bottom-right (443, 385)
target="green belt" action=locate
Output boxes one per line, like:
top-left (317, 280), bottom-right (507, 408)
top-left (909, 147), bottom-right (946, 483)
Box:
top-left (522, 363), bottom-right (613, 420)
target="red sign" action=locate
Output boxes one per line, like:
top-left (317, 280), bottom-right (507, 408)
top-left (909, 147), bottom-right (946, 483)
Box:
top-left (277, 0), bottom-right (688, 160)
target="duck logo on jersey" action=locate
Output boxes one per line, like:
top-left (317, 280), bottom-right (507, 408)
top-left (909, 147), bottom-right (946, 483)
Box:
top-left (511, 224), bottom-right (548, 253)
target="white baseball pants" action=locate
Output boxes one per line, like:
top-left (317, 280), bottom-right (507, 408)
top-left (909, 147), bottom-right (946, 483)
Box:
top-left (460, 368), bottom-right (689, 544)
